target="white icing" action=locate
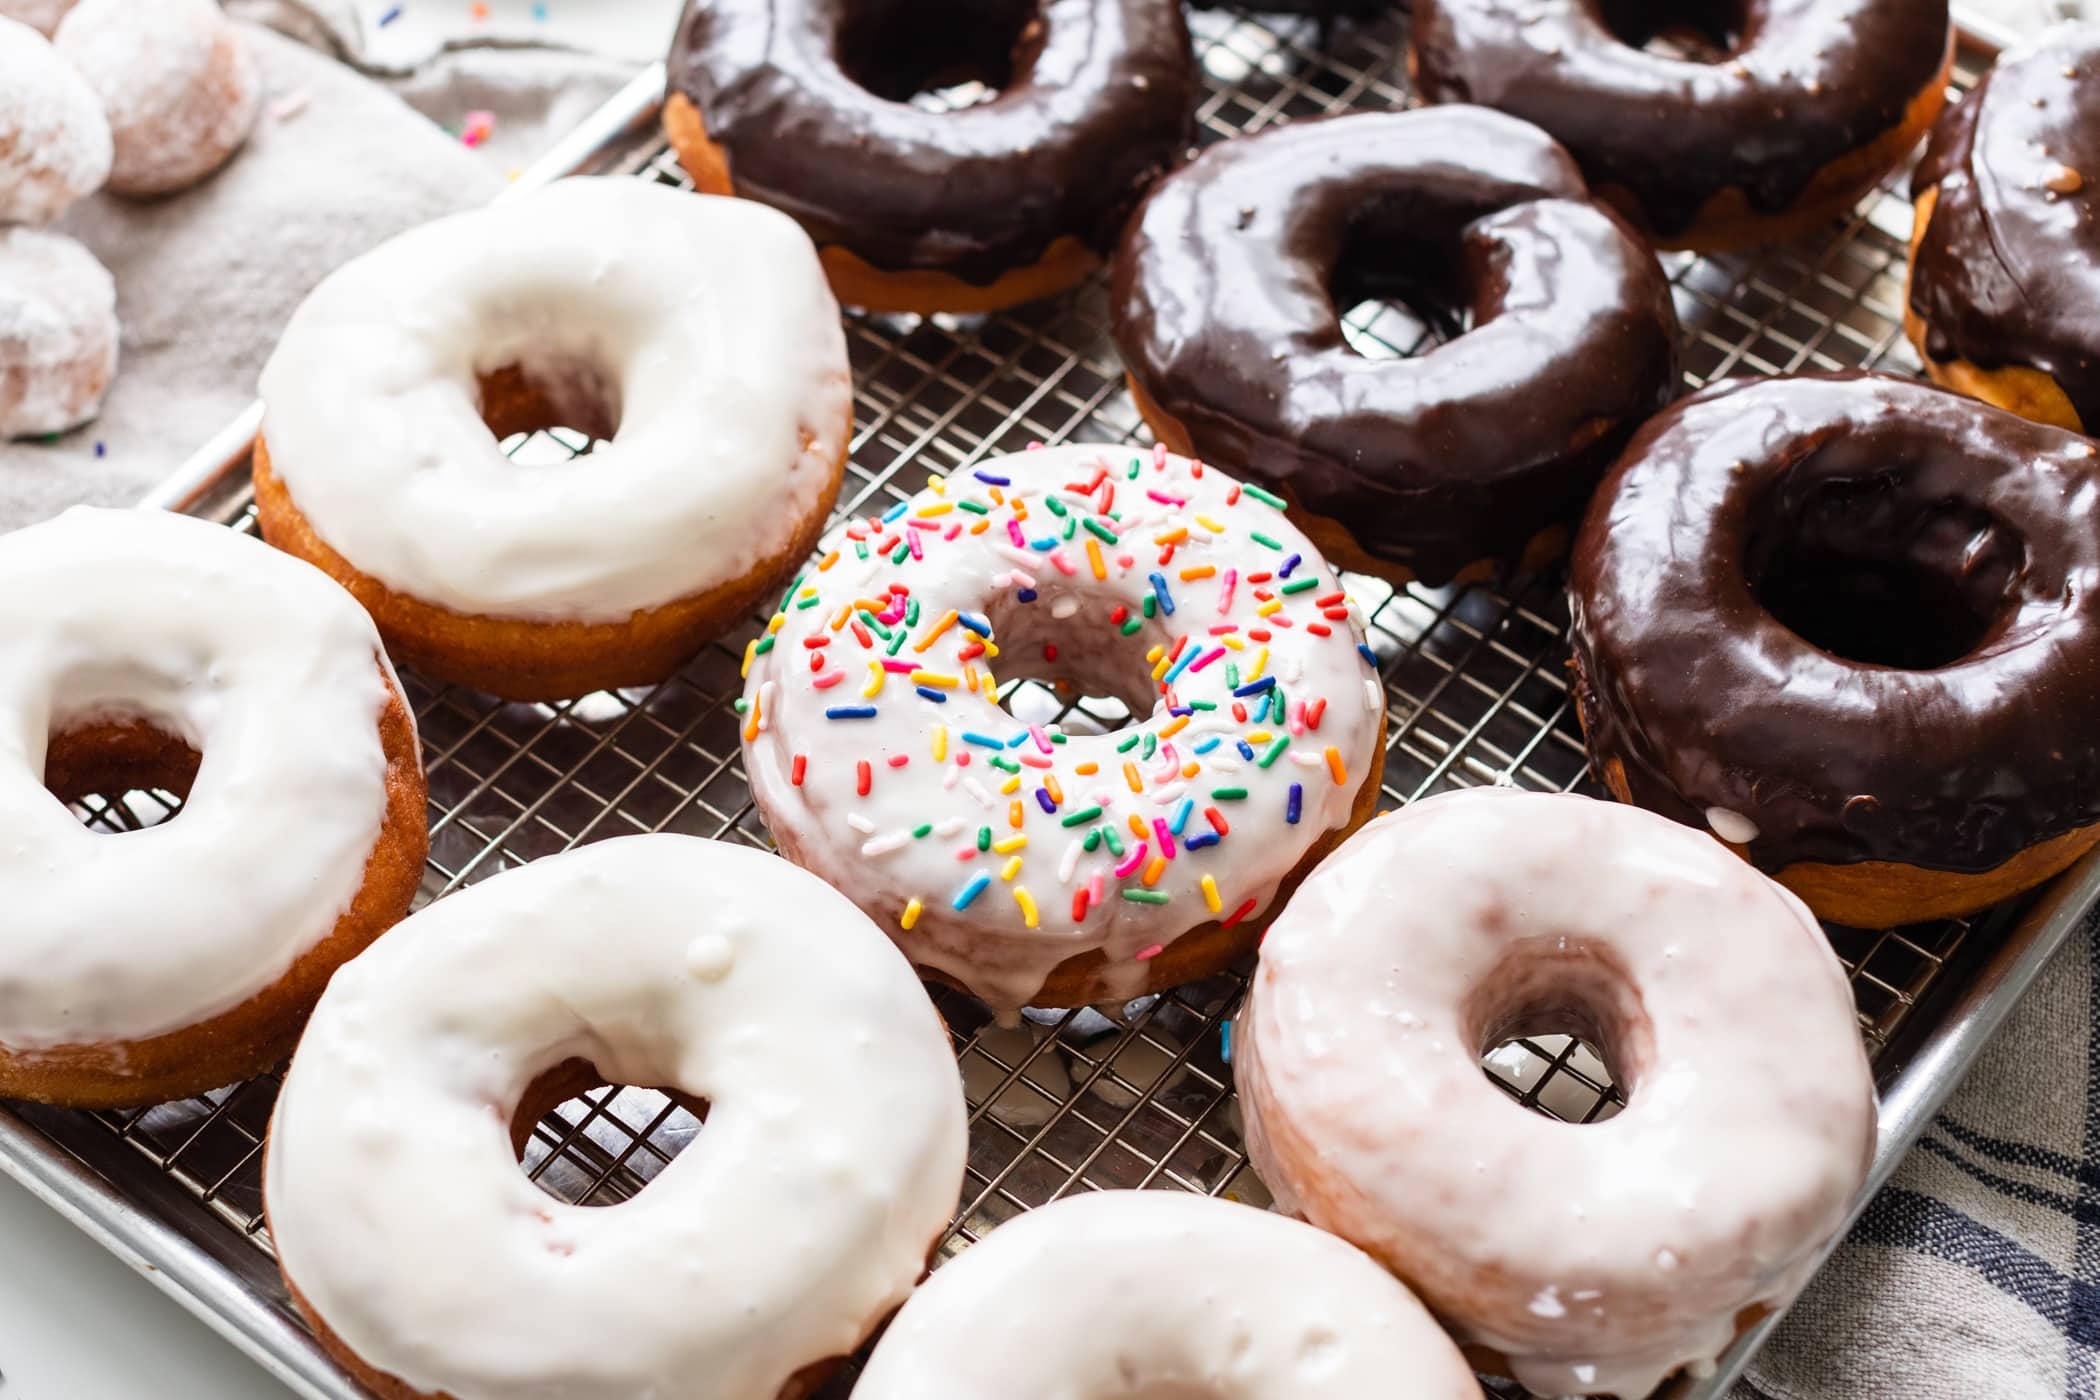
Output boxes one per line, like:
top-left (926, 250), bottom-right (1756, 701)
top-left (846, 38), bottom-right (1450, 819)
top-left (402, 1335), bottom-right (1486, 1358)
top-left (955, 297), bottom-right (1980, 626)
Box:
top-left (0, 507), bottom-right (397, 1046)
top-left (1237, 787), bottom-right (1876, 1398)
top-left (741, 444), bottom-right (1385, 1013)
top-left (0, 15), bottom-right (109, 223)
top-left (264, 835), bottom-right (967, 1400)
top-left (854, 1191), bottom-right (1480, 1399)
top-left (0, 227), bottom-right (117, 438)
top-left (1705, 805), bottom-right (1760, 845)
top-left (259, 177), bottom-right (852, 623)
top-left (53, 0), bottom-right (257, 196)
top-left (0, 0), bottom-right (77, 35)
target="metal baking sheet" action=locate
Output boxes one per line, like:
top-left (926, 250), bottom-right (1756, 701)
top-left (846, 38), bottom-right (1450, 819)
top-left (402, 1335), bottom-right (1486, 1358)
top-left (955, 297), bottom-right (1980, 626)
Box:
top-left (1, 12), bottom-right (2085, 1400)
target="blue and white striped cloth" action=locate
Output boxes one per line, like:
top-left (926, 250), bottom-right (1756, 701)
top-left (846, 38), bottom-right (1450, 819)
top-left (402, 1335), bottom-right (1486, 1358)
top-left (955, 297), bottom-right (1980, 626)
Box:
top-left (1739, 921), bottom-right (2100, 1398)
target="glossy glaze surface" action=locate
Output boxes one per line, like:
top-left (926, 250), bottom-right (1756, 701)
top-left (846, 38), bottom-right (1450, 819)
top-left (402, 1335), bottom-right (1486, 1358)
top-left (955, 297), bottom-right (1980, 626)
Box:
top-left (668, 0), bottom-right (1196, 286)
top-left (1912, 25), bottom-right (2100, 424)
top-left (1411, 0), bottom-right (1950, 236)
top-left (1570, 373), bottom-right (2100, 874)
top-left (1112, 106), bottom-right (1678, 584)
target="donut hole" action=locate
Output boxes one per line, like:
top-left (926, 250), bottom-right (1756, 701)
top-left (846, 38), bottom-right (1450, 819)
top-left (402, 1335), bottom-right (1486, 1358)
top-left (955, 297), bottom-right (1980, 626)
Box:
top-left (981, 592), bottom-right (1167, 732)
top-left (1468, 941), bottom-right (1647, 1123)
top-left (1329, 210), bottom-right (1480, 361)
top-left (1744, 472), bottom-right (2021, 671)
top-left (476, 357), bottom-right (622, 464)
top-left (834, 0), bottom-right (1039, 111)
top-left (42, 716), bottom-right (199, 833)
top-left (511, 1058), bottom-right (706, 1207)
top-left (1596, 0), bottom-right (1747, 62)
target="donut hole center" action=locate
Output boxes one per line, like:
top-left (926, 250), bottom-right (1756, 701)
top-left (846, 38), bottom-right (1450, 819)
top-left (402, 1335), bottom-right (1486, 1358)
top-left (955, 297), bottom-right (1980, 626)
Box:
top-left (477, 356), bottom-right (622, 464)
top-left (1329, 209), bottom-right (1481, 361)
top-left (512, 1058), bottom-right (706, 1208)
top-left (1596, 0), bottom-right (1747, 61)
top-left (1468, 941), bottom-right (1646, 1124)
top-left (835, 0), bottom-right (1039, 111)
top-left (1745, 472), bottom-right (2022, 671)
top-left (42, 715), bottom-right (199, 834)
top-left (982, 592), bottom-right (1167, 734)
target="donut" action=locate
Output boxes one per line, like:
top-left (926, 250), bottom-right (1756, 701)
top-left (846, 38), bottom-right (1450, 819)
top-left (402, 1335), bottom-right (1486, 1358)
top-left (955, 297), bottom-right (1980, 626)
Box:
top-left (1112, 106), bottom-right (1679, 588)
top-left (1409, 0), bottom-right (1953, 251)
top-left (0, 15), bottom-right (109, 223)
top-left (1237, 787), bottom-right (1876, 1397)
top-left (257, 178), bottom-right (851, 702)
top-left (264, 834), bottom-right (967, 1400)
top-left (0, 0), bottom-right (77, 34)
top-left (740, 444), bottom-right (1388, 1014)
top-left (54, 0), bottom-right (260, 198)
top-left (1907, 25), bottom-right (2100, 433)
top-left (665, 0), bottom-right (1197, 314)
top-left (0, 508), bottom-right (425, 1109)
top-left (1569, 372), bottom-right (2100, 929)
top-left (854, 1192), bottom-right (1480, 1398)
top-left (0, 227), bottom-right (118, 439)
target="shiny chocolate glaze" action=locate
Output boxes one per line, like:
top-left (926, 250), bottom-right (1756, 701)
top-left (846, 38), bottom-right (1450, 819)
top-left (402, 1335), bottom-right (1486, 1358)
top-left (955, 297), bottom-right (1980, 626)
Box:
top-left (1110, 106), bottom-right (1680, 585)
top-left (1411, 0), bottom-right (1951, 238)
top-left (1911, 26), bottom-right (2100, 425)
top-left (667, 0), bottom-right (1197, 287)
top-left (1569, 373), bottom-right (2100, 876)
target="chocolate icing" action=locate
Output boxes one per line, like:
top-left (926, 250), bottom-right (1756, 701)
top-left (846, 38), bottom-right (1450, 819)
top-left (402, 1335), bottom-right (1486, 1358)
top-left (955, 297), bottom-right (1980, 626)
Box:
top-left (666, 0), bottom-right (1196, 287)
top-left (1569, 373), bottom-right (2100, 877)
top-left (1911, 26), bottom-right (2100, 426)
top-left (1410, 0), bottom-right (1951, 238)
top-left (1109, 106), bottom-right (1679, 585)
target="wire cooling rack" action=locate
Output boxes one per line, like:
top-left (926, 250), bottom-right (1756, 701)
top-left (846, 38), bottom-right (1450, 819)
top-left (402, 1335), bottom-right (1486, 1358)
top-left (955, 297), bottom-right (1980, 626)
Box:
top-left (0, 13), bottom-right (2062, 1400)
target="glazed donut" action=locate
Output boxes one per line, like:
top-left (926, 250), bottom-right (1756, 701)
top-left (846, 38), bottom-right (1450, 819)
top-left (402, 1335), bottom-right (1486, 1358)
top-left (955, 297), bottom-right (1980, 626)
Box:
top-left (1410, 0), bottom-right (1953, 251)
top-left (665, 0), bottom-right (1197, 314)
top-left (1569, 373), bottom-right (2100, 928)
top-left (739, 444), bottom-right (1388, 1015)
top-left (1908, 25), bottom-right (2100, 433)
top-left (854, 1192), bottom-right (1480, 1398)
top-left (0, 228), bottom-right (117, 439)
top-left (1112, 106), bottom-right (1679, 588)
top-left (0, 0), bottom-right (76, 34)
top-left (55, 0), bottom-right (259, 198)
top-left (0, 15), bottom-right (109, 223)
top-left (264, 835), bottom-right (967, 1400)
top-left (0, 508), bottom-right (425, 1109)
top-left (257, 177), bottom-right (851, 702)
top-left (1238, 787), bottom-right (1876, 1397)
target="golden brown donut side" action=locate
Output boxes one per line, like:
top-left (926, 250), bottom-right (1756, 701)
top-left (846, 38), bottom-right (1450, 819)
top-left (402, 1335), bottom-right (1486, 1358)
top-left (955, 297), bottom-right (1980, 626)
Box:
top-left (1903, 185), bottom-right (2086, 431)
top-left (254, 429), bottom-right (847, 703)
top-left (664, 93), bottom-right (1101, 316)
top-left (0, 669), bottom-right (426, 1108)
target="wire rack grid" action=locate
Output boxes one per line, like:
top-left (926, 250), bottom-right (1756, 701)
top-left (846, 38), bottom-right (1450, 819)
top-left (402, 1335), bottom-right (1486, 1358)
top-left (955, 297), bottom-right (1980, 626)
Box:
top-left (32, 13), bottom-right (2015, 1400)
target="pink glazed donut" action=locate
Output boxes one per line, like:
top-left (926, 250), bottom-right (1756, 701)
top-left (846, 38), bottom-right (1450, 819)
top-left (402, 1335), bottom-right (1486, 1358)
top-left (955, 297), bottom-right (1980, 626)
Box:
top-left (1237, 786), bottom-right (1876, 1397)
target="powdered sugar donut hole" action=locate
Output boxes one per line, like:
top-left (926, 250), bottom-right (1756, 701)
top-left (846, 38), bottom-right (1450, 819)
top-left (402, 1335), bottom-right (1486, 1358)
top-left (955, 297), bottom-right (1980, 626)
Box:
top-left (55, 0), bottom-right (260, 197)
top-left (0, 228), bottom-right (118, 439)
top-left (0, 0), bottom-right (78, 36)
top-left (0, 16), bottom-right (111, 223)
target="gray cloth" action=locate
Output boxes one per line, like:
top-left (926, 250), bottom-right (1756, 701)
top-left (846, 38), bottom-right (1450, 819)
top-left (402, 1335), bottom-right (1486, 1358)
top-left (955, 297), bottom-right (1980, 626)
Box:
top-left (0, 25), bottom-right (498, 529)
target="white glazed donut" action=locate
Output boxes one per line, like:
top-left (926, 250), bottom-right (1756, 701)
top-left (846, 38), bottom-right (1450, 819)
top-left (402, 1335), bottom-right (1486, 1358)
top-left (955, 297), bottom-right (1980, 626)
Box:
top-left (257, 176), bottom-right (852, 700)
top-left (854, 1191), bottom-right (1482, 1398)
top-left (0, 227), bottom-right (118, 439)
top-left (0, 15), bottom-right (110, 223)
top-left (53, 0), bottom-right (259, 197)
top-left (739, 443), bottom-right (1388, 1015)
top-left (263, 834), bottom-right (968, 1400)
top-left (0, 507), bottom-right (425, 1107)
top-left (1237, 787), bottom-right (1876, 1397)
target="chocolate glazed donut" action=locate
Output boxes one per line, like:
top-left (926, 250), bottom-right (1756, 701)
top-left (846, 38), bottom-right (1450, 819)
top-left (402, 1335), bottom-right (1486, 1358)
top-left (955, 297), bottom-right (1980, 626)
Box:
top-left (1111, 106), bottom-right (1679, 587)
top-left (1908, 26), bottom-right (2100, 434)
top-left (1410, 0), bottom-right (1953, 250)
top-left (1569, 373), bottom-right (2100, 929)
top-left (665, 0), bottom-right (1196, 315)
